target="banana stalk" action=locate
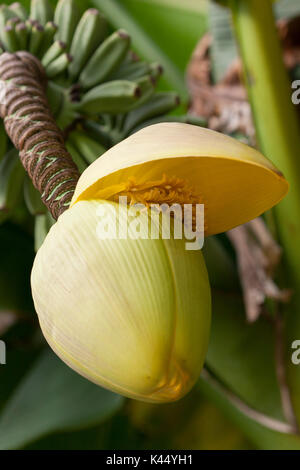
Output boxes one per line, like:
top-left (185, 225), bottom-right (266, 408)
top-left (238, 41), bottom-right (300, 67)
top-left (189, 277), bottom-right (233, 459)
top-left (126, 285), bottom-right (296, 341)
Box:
top-left (229, 0), bottom-right (300, 423)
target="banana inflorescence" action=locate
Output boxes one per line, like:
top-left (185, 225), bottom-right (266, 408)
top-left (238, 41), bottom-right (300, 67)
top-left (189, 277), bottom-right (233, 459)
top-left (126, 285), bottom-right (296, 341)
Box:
top-left (0, 0), bottom-right (206, 248)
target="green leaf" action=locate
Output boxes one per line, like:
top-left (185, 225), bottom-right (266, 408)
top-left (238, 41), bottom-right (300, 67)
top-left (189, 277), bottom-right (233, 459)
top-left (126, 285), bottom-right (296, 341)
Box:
top-left (206, 290), bottom-right (285, 420)
top-left (0, 349), bottom-right (124, 449)
top-left (0, 223), bottom-right (35, 312)
top-left (0, 349), bottom-right (40, 414)
top-left (117, 0), bottom-right (207, 74)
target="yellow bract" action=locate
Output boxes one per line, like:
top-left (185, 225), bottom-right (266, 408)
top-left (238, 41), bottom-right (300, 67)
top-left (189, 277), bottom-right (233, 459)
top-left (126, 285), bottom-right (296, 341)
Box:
top-left (71, 123), bottom-right (288, 235)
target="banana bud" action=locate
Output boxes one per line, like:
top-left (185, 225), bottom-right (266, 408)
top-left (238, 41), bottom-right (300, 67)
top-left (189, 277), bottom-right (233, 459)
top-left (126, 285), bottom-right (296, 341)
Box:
top-left (32, 200), bottom-right (211, 402)
top-left (31, 123), bottom-right (288, 403)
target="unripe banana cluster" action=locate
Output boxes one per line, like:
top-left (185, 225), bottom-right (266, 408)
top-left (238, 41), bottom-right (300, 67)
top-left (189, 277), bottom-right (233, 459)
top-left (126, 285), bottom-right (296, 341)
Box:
top-left (0, 0), bottom-right (206, 247)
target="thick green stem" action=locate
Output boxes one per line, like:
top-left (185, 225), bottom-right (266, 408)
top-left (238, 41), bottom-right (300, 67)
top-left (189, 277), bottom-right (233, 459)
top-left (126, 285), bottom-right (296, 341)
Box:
top-left (229, 0), bottom-right (300, 424)
top-left (230, 0), bottom-right (300, 284)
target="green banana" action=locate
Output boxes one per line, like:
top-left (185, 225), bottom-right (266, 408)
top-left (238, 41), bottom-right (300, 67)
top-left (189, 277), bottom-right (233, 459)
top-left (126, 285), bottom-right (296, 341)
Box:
top-left (9, 2), bottom-right (27, 21)
top-left (184, 115), bottom-right (208, 127)
top-left (69, 130), bottom-right (106, 165)
top-left (6, 17), bottom-right (20, 27)
top-left (132, 75), bottom-right (155, 108)
top-left (69, 8), bottom-right (107, 81)
top-left (30, 0), bottom-right (53, 26)
top-left (24, 175), bottom-right (46, 216)
top-left (0, 149), bottom-right (25, 214)
top-left (34, 212), bottom-right (55, 252)
top-left (82, 120), bottom-right (114, 148)
top-left (79, 29), bottom-right (131, 90)
top-left (112, 60), bottom-right (150, 80)
top-left (0, 5), bottom-right (16, 41)
top-left (123, 92), bottom-right (180, 135)
top-left (15, 22), bottom-right (29, 50)
top-left (149, 62), bottom-right (163, 80)
top-left (2, 24), bottom-right (19, 52)
top-left (66, 141), bottom-right (88, 173)
top-left (29, 23), bottom-right (44, 55)
top-left (128, 115), bottom-right (208, 135)
top-left (42, 40), bottom-right (66, 67)
top-left (54, 0), bottom-right (81, 50)
top-left (38, 21), bottom-right (58, 58)
top-left (46, 52), bottom-right (72, 78)
top-left (78, 80), bottom-right (142, 115)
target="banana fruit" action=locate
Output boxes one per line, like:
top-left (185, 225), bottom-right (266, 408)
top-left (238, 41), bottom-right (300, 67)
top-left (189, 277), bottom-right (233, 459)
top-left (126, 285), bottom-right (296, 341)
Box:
top-left (54, 0), bottom-right (80, 50)
top-left (39, 21), bottom-right (58, 58)
top-left (69, 130), bottom-right (106, 165)
top-left (42, 40), bottom-right (66, 67)
top-left (46, 52), bottom-right (73, 78)
top-left (29, 23), bottom-right (44, 55)
top-left (123, 92), bottom-right (180, 134)
top-left (112, 60), bottom-right (151, 81)
top-left (69, 8), bottom-right (107, 81)
top-left (9, 2), bottom-right (27, 21)
top-left (78, 80), bottom-right (142, 115)
top-left (15, 22), bottom-right (29, 51)
top-left (66, 141), bottom-right (89, 174)
top-left (30, 0), bottom-right (53, 26)
top-left (79, 29), bottom-right (131, 90)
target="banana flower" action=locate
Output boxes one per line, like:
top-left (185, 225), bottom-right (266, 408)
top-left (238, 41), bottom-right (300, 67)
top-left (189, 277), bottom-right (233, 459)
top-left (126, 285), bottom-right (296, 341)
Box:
top-left (31, 123), bottom-right (288, 402)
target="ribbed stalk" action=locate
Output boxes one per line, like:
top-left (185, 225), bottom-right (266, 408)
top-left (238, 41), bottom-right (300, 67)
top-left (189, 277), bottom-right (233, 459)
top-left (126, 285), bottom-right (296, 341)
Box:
top-left (0, 51), bottom-right (79, 219)
top-left (229, 0), bottom-right (300, 425)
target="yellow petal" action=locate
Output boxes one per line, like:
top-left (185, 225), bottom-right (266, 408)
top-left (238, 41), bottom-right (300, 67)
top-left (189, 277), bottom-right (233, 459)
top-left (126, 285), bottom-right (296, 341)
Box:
top-left (71, 123), bottom-right (288, 236)
top-left (31, 200), bottom-right (211, 403)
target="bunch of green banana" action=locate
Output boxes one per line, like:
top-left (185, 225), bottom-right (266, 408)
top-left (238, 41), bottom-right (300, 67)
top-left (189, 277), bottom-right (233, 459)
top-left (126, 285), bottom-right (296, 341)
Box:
top-left (0, 0), bottom-right (207, 251)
